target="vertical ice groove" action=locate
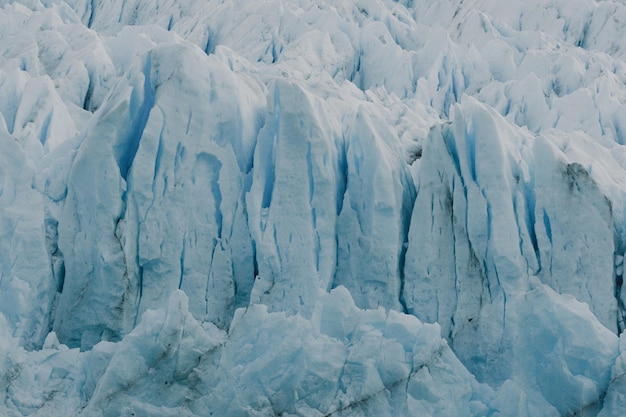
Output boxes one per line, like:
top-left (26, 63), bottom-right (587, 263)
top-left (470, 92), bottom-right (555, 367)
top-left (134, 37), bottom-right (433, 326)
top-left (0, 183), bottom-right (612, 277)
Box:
top-left (214, 182), bottom-right (223, 240)
top-left (185, 111), bottom-right (192, 135)
top-left (429, 192), bottom-right (436, 231)
top-left (350, 49), bottom-right (363, 87)
top-left (614, 116), bottom-right (624, 145)
top-left (83, 75), bottom-right (94, 111)
top-left (39, 111), bottom-right (52, 146)
top-left (397, 241), bottom-right (410, 314)
top-left (525, 169), bottom-right (540, 259)
top-left (616, 243), bottom-right (626, 332)
top-left (542, 208), bottom-right (553, 245)
top-left (306, 139), bottom-right (321, 272)
top-left (205, 242), bottom-right (217, 316)
top-left (174, 142), bottom-right (185, 186)
top-left (271, 37), bottom-right (281, 64)
top-left (260, 88), bottom-right (279, 211)
top-left (451, 65), bottom-right (461, 102)
top-left (45, 214), bottom-right (65, 294)
top-left (511, 192), bottom-right (525, 257)
top-left (204, 28), bottom-right (213, 55)
top-left (306, 141), bottom-right (315, 207)
top-left (115, 53), bottom-right (156, 181)
top-left (134, 265), bottom-right (143, 327)
top-left (192, 153), bottom-right (225, 240)
top-left (449, 179), bottom-right (459, 339)
top-left (617, 290), bottom-right (626, 333)
top-left (398, 168), bottom-right (417, 314)
top-left (272, 222), bottom-right (282, 270)
top-left (442, 125), bottom-right (462, 181)
top-left (178, 233), bottom-right (186, 290)
top-left (118, 0), bottom-right (128, 24)
top-left (314, 230), bottom-right (321, 273)
top-left (465, 118), bottom-right (477, 183)
top-left (152, 110), bottom-right (165, 185)
top-left (87, 0), bottom-right (96, 28)
top-left (484, 196), bottom-right (492, 243)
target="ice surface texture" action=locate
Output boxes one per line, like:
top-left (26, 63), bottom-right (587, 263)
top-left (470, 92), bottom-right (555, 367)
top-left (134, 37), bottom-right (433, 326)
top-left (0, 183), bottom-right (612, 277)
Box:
top-left (1, 0), bottom-right (626, 415)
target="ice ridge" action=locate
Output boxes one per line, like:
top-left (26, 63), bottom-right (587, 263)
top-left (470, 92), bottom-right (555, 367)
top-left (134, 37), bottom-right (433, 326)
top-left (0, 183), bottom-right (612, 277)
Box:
top-left (1, 0), bottom-right (626, 415)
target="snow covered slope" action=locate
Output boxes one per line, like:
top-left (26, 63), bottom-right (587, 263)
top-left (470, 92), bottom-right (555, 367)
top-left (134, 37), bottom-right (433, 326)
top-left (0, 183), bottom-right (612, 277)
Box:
top-left (1, 0), bottom-right (626, 415)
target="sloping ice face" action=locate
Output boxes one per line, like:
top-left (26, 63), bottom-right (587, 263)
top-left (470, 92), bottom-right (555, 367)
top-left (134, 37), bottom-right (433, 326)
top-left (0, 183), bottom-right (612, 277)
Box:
top-left (1, 0), bottom-right (626, 415)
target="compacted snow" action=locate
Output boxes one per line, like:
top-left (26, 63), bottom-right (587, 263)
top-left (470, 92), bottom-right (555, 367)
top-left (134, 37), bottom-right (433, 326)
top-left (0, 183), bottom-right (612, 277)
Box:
top-left (1, 0), bottom-right (626, 415)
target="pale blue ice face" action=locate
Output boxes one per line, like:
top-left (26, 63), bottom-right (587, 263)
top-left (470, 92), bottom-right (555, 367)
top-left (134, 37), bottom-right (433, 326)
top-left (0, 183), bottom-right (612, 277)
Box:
top-left (1, 0), bottom-right (626, 415)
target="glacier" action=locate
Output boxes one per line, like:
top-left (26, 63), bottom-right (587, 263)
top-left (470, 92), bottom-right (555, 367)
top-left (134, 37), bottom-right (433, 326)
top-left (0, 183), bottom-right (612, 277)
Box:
top-left (1, 0), bottom-right (626, 415)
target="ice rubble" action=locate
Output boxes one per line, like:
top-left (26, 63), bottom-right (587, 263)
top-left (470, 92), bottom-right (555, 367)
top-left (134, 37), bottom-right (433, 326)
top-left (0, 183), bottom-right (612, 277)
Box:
top-left (1, 0), bottom-right (626, 415)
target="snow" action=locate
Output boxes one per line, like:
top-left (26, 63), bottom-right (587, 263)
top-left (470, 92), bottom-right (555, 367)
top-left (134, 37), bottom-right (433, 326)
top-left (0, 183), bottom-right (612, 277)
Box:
top-left (1, 0), bottom-right (626, 415)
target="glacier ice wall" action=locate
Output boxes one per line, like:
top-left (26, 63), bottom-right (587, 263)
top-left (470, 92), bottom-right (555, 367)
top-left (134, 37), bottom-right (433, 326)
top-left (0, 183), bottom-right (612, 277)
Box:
top-left (1, 0), bottom-right (626, 415)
